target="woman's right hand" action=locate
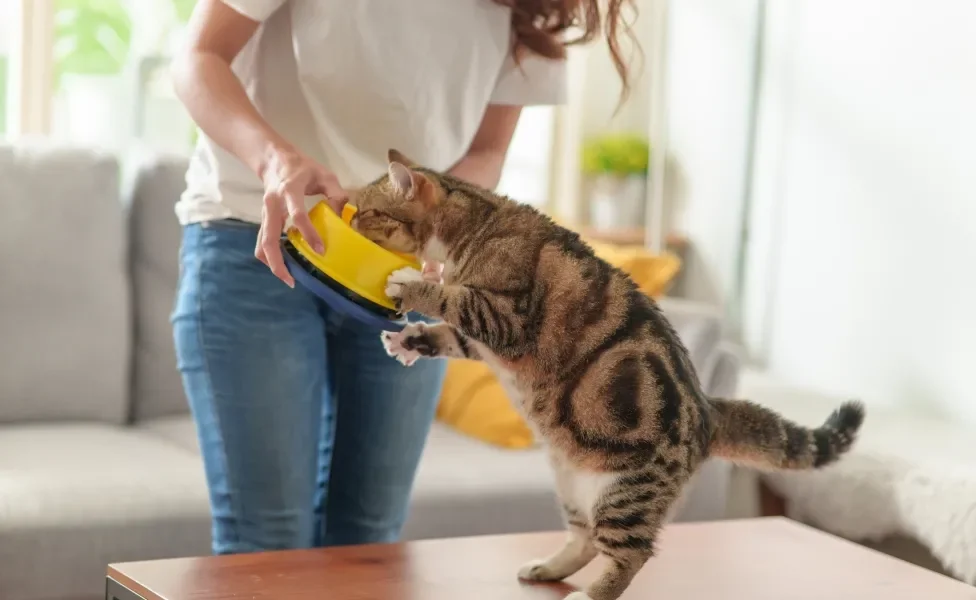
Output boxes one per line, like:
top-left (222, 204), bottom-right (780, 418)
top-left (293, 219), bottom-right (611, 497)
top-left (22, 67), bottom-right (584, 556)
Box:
top-left (255, 145), bottom-right (348, 287)
top-left (170, 1), bottom-right (345, 288)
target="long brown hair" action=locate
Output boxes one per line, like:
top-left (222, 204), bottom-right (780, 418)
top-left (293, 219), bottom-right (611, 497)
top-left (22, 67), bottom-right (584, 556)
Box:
top-left (492, 0), bottom-right (640, 103)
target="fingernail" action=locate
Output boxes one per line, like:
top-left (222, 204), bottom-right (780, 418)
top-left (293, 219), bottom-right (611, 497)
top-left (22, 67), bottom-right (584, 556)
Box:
top-left (313, 241), bottom-right (325, 254)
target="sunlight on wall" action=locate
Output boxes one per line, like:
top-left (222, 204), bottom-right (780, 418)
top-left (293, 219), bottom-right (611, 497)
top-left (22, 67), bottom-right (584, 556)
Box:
top-left (744, 0), bottom-right (976, 425)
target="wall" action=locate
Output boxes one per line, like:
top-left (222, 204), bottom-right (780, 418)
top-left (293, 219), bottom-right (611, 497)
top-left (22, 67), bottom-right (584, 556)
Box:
top-left (742, 0), bottom-right (976, 424)
top-left (578, 0), bottom-right (654, 138)
top-left (657, 0), bottom-right (761, 311)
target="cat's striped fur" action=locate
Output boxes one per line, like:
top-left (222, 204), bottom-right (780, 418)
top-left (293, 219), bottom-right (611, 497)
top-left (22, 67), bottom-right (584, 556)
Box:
top-left (349, 149), bottom-right (865, 600)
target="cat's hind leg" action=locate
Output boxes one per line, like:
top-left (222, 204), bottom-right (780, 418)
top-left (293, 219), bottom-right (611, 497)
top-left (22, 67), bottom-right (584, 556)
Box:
top-left (519, 460), bottom-right (602, 584)
top-left (577, 468), bottom-right (685, 600)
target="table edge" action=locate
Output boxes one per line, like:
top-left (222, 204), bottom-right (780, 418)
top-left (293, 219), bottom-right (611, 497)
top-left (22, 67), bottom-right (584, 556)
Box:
top-left (106, 517), bottom-right (973, 596)
top-left (106, 517), bottom-right (800, 571)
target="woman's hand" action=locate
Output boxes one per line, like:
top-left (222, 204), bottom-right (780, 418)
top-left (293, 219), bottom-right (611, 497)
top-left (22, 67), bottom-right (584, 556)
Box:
top-left (255, 146), bottom-right (348, 287)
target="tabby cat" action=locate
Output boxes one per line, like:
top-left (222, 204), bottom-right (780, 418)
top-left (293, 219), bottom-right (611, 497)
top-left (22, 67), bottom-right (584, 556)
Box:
top-left (348, 149), bottom-right (865, 600)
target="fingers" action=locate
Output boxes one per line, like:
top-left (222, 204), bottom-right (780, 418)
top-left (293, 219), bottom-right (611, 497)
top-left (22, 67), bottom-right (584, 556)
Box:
top-left (254, 153), bottom-right (342, 288)
top-left (255, 190), bottom-right (295, 288)
top-left (283, 184), bottom-right (325, 254)
top-left (312, 167), bottom-right (348, 214)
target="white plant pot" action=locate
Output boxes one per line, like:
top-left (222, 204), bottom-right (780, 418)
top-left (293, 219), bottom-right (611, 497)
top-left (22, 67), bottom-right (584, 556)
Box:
top-left (587, 174), bottom-right (647, 231)
top-left (54, 74), bottom-right (130, 150)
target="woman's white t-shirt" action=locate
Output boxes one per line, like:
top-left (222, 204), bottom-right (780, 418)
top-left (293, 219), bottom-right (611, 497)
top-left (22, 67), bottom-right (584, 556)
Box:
top-left (175, 0), bottom-right (567, 225)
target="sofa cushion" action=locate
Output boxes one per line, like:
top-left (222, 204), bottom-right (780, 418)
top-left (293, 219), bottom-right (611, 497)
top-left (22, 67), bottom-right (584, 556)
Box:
top-left (126, 153), bottom-right (191, 421)
top-left (139, 415), bottom-right (563, 540)
top-left (404, 424), bottom-right (563, 540)
top-left (0, 142), bottom-right (130, 424)
top-left (0, 423), bottom-right (211, 600)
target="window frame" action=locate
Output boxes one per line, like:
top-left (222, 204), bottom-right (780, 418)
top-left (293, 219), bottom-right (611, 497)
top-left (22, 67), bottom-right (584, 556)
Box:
top-left (7, 0), bottom-right (55, 137)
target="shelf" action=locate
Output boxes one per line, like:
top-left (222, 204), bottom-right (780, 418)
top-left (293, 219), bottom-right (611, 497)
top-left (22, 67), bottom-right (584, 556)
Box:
top-left (574, 226), bottom-right (688, 252)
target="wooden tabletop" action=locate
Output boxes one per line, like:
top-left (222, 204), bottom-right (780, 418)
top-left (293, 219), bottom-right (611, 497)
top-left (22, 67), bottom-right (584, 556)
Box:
top-left (107, 517), bottom-right (975, 600)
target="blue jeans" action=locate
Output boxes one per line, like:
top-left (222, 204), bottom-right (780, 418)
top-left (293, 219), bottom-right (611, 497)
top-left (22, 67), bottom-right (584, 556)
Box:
top-left (171, 219), bottom-right (445, 554)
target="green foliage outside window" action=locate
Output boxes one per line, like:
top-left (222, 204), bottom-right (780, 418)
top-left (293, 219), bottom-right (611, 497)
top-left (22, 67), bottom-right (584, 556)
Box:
top-left (51, 0), bottom-right (198, 147)
top-left (0, 1), bottom-right (194, 138)
top-left (54, 0), bottom-right (133, 89)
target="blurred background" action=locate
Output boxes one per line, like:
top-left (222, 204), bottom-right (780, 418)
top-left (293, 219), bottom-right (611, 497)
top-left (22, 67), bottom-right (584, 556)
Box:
top-left (1, 1), bottom-right (975, 599)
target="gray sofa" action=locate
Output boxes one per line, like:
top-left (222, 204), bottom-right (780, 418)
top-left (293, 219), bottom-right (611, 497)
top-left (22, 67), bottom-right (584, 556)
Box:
top-left (0, 141), bottom-right (741, 600)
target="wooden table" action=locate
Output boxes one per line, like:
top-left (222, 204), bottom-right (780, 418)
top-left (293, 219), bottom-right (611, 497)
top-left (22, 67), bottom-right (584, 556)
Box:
top-left (106, 517), bottom-right (975, 600)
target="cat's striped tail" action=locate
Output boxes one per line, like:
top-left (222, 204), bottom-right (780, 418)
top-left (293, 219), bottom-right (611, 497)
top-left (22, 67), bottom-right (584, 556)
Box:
top-left (705, 398), bottom-right (865, 470)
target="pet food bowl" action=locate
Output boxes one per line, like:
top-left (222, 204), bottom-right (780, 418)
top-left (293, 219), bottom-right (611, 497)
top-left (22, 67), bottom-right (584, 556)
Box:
top-left (281, 201), bottom-right (420, 331)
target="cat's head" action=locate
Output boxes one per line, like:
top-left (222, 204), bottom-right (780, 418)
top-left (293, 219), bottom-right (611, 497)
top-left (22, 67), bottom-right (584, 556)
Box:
top-left (349, 149), bottom-right (440, 255)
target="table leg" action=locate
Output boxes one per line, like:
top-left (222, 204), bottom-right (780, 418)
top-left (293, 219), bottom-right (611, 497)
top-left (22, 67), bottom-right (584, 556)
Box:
top-left (759, 479), bottom-right (787, 517)
top-left (105, 577), bottom-right (146, 600)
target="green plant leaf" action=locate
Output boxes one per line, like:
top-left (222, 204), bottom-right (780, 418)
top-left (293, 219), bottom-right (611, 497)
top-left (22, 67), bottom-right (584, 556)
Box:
top-left (580, 133), bottom-right (651, 176)
top-left (53, 0), bottom-right (132, 86)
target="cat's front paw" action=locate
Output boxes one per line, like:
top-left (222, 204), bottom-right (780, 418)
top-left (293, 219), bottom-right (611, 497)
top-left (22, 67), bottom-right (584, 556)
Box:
top-left (385, 267), bottom-right (425, 305)
top-left (518, 559), bottom-right (562, 582)
top-left (380, 322), bottom-right (431, 367)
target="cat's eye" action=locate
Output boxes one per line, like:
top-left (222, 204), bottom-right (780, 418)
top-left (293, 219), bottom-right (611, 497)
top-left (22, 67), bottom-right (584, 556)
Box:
top-left (356, 208), bottom-right (412, 227)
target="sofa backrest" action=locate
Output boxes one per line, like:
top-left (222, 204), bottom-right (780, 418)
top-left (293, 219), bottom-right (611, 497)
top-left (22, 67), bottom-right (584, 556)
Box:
top-left (126, 153), bottom-right (191, 421)
top-left (0, 141), bottom-right (130, 424)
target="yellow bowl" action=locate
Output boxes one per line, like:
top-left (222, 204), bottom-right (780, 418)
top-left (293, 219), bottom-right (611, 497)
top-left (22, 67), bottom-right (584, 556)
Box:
top-left (285, 201), bottom-right (421, 312)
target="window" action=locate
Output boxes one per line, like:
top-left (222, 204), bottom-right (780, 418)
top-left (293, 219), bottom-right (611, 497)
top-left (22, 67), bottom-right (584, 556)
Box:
top-left (0, 2), bottom-right (15, 136)
top-left (48, 0), bottom-right (193, 152)
top-left (2, 0), bottom-right (191, 150)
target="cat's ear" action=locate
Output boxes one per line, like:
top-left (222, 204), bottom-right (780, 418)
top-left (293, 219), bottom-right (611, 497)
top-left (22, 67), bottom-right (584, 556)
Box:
top-left (388, 161), bottom-right (416, 199)
top-left (387, 148), bottom-right (419, 168)
top-left (388, 161), bottom-right (438, 209)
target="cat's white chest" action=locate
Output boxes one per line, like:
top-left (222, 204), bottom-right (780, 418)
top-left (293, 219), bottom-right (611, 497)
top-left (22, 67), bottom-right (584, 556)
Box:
top-left (475, 344), bottom-right (536, 424)
top-left (422, 236), bottom-right (455, 280)
top-left (563, 465), bottom-right (618, 520)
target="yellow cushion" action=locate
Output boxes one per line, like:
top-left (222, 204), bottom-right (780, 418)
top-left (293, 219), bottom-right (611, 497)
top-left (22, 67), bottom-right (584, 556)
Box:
top-left (435, 359), bottom-right (536, 449)
top-left (587, 240), bottom-right (681, 298)
top-left (434, 240), bottom-right (681, 449)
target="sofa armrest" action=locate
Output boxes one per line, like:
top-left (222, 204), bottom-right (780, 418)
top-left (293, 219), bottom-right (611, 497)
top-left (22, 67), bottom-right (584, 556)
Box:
top-left (0, 141), bottom-right (130, 424)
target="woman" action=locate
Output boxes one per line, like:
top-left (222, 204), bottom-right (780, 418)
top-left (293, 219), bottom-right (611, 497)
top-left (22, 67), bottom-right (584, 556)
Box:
top-left (170, 0), bottom-right (634, 554)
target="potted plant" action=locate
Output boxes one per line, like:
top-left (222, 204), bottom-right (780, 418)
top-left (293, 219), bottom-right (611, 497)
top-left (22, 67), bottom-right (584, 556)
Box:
top-left (581, 133), bottom-right (650, 231)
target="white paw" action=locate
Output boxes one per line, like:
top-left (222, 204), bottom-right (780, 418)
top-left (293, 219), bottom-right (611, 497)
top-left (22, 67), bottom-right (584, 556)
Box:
top-left (385, 266), bottom-right (424, 299)
top-left (517, 559), bottom-right (551, 581)
top-left (563, 593), bottom-right (592, 600)
top-left (380, 322), bottom-right (428, 367)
